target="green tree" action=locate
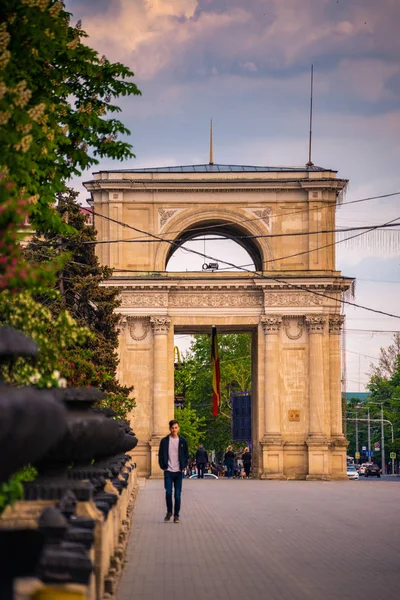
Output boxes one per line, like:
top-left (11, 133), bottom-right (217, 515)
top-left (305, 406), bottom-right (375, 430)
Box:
top-left (0, 0), bottom-right (140, 233)
top-left (366, 335), bottom-right (400, 469)
top-left (175, 404), bottom-right (206, 456)
top-left (0, 289), bottom-right (89, 387)
top-left (24, 189), bottom-right (135, 419)
top-left (175, 334), bottom-right (252, 455)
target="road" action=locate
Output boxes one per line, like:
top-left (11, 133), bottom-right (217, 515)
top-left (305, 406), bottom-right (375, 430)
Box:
top-left (118, 478), bottom-right (400, 600)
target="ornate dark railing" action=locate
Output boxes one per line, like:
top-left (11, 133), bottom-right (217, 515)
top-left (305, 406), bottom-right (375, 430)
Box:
top-left (0, 326), bottom-right (138, 599)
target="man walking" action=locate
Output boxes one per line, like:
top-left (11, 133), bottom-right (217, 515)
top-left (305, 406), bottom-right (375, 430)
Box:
top-left (195, 443), bottom-right (208, 479)
top-left (158, 419), bottom-right (189, 523)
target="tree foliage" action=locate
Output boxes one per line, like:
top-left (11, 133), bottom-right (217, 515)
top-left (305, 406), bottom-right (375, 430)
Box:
top-left (24, 189), bottom-right (135, 419)
top-left (0, 289), bottom-right (89, 387)
top-left (175, 404), bottom-right (206, 456)
top-left (369, 333), bottom-right (400, 379)
top-left (0, 0), bottom-right (141, 233)
top-left (346, 334), bottom-right (400, 468)
top-left (175, 334), bottom-right (252, 455)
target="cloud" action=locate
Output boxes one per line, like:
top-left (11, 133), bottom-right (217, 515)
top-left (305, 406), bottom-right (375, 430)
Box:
top-left (72, 0), bottom-right (400, 78)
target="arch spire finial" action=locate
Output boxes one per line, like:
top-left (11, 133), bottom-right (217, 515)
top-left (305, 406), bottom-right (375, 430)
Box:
top-left (209, 119), bottom-right (214, 165)
top-left (306, 64), bottom-right (314, 167)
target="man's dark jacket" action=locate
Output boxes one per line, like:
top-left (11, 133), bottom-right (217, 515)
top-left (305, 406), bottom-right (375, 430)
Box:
top-left (195, 447), bottom-right (208, 464)
top-left (158, 435), bottom-right (189, 471)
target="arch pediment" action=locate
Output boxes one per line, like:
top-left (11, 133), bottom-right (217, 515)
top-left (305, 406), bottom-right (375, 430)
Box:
top-left (154, 207), bottom-right (274, 272)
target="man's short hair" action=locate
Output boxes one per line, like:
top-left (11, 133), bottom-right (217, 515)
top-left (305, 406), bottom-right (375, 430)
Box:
top-left (169, 419), bottom-right (179, 428)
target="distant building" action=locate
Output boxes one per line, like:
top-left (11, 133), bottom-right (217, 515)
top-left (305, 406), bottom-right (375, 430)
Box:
top-left (345, 392), bottom-right (370, 403)
top-left (79, 205), bottom-right (94, 226)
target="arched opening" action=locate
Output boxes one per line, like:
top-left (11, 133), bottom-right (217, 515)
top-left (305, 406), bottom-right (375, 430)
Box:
top-left (166, 221), bottom-right (262, 272)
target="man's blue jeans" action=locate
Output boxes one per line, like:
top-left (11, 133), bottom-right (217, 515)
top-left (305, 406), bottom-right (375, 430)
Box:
top-left (226, 461), bottom-right (234, 478)
top-left (164, 470), bottom-right (183, 517)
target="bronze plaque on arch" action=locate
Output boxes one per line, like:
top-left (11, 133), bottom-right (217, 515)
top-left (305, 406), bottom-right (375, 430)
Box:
top-left (288, 409), bottom-right (300, 422)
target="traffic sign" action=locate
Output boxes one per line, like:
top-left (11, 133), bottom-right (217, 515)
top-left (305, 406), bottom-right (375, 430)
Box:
top-left (366, 451), bottom-right (374, 457)
top-left (355, 452), bottom-right (360, 459)
top-left (374, 442), bottom-right (380, 451)
top-left (390, 452), bottom-right (396, 459)
top-left (362, 446), bottom-right (367, 452)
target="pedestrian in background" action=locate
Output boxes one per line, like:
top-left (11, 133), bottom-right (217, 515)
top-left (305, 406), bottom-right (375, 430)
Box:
top-left (195, 443), bottom-right (208, 479)
top-left (224, 445), bottom-right (235, 479)
top-left (158, 419), bottom-right (189, 524)
top-left (242, 447), bottom-right (252, 478)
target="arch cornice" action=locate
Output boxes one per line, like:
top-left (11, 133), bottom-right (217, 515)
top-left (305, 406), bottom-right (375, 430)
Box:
top-left (154, 207), bottom-right (275, 272)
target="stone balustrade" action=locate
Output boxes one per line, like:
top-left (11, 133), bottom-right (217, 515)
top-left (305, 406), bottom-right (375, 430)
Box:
top-left (0, 326), bottom-right (139, 599)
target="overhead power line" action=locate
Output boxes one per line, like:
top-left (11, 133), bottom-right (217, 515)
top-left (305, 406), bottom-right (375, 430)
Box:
top-left (31, 221), bottom-right (400, 247)
top-left (83, 207), bottom-right (400, 320)
top-left (107, 189), bottom-right (400, 240)
top-left (217, 215), bottom-right (400, 271)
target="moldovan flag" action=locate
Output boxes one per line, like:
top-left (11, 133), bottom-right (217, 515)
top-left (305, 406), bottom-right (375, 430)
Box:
top-left (211, 326), bottom-right (221, 416)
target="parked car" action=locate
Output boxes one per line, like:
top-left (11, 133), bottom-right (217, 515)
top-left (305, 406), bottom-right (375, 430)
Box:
top-left (346, 465), bottom-right (359, 480)
top-left (189, 473), bottom-right (218, 479)
top-left (365, 464), bottom-right (381, 478)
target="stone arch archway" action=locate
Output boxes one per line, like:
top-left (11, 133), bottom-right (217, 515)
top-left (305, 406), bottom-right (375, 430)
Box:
top-left (154, 208), bottom-right (275, 272)
top-left (84, 163), bottom-right (351, 481)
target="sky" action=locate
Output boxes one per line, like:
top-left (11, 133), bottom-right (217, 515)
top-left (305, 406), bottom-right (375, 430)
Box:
top-left (66, 0), bottom-right (400, 391)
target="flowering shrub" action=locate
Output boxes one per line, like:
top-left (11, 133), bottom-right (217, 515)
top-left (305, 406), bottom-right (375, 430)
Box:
top-left (0, 290), bottom-right (90, 387)
top-left (0, 0), bottom-right (140, 234)
top-left (0, 177), bottom-right (56, 291)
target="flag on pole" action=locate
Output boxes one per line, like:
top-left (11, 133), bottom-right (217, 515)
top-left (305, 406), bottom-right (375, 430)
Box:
top-left (211, 325), bottom-right (221, 416)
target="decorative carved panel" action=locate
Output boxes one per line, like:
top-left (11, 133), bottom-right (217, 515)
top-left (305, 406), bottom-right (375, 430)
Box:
top-left (120, 294), bottom-right (168, 308)
top-left (264, 292), bottom-right (324, 307)
top-left (283, 317), bottom-right (304, 340)
top-left (245, 207), bottom-right (272, 230)
top-left (169, 293), bottom-right (263, 308)
top-left (158, 208), bottom-right (185, 231)
top-left (150, 316), bottom-right (171, 335)
top-left (288, 409), bottom-right (301, 422)
top-left (127, 317), bottom-right (150, 341)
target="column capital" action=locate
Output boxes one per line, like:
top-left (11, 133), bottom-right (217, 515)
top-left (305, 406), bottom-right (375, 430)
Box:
top-left (329, 315), bottom-right (345, 335)
top-left (117, 315), bottom-right (128, 334)
top-left (261, 315), bottom-right (282, 334)
top-left (305, 315), bottom-right (327, 333)
top-left (150, 316), bottom-right (171, 335)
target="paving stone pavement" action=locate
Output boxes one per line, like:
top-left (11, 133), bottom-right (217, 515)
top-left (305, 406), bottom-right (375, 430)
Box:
top-left (118, 479), bottom-right (400, 600)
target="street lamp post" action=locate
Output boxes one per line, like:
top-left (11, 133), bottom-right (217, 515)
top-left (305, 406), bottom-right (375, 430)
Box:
top-left (368, 402), bottom-right (386, 475)
top-left (346, 417), bottom-right (394, 474)
top-left (355, 411), bottom-right (359, 463)
top-left (367, 407), bottom-right (371, 461)
top-left (381, 403), bottom-right (386, 475)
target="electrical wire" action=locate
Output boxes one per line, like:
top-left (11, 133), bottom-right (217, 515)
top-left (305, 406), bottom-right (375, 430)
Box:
top-left (30, 221), bottom-right (400, 246)
top-left (82, 207), bottom-right (400, 320)
top-left (92, 189), bottom-right (400, 241)
top-left (217, 215), bottom-right (400, 271)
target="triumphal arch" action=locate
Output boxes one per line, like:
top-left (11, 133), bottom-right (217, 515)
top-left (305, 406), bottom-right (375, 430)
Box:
top-left (84, 162), bottom-right (351, 480)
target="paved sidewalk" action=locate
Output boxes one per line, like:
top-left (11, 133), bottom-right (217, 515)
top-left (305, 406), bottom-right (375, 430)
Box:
top-left (118, 479), bottom-right (400, 600)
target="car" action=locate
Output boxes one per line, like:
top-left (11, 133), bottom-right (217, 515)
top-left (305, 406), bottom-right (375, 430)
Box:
top-left (359, 464), bottom-right (368, 475)
top-left (346, 465), bottom-right (359, 480)
top-left (189, 473), bottom-right (218, 479)
top-left (364, 464), bottom-right (381, 478)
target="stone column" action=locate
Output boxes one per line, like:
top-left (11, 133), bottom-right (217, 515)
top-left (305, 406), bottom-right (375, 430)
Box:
top-left (329, 315), bottom-right (348, 479)
top-left (260, 315), bottom-right (285, 479)
top-left (329, 315), bottom-right (345, 438)
top-left (149, 316), bottom-right (171, 478)
top-left (305, 315), bottom-right (330, 480)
